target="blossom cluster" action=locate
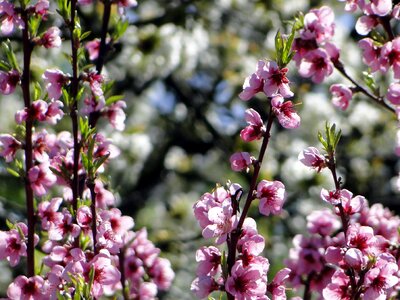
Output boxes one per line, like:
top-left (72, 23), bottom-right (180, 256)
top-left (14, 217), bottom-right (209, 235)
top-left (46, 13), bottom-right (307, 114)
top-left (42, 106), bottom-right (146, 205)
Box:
top-left (191, 36), bottom-right (302, 296)
top-left (0, 0), bottom-right (174, 299)
top-left (191, 185), bottom-right (289, 299)
top-left (285, 146), bottom-right (400, 299)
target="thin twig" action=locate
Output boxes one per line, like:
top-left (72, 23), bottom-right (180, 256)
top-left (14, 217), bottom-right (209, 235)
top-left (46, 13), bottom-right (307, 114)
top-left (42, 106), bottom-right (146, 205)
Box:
top-left (334, 61), bottom-right (395, 114)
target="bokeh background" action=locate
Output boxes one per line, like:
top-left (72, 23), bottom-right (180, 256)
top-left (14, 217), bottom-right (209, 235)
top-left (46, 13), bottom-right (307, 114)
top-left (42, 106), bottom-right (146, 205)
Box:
top-left (0, 0), bottom-right (399, 298)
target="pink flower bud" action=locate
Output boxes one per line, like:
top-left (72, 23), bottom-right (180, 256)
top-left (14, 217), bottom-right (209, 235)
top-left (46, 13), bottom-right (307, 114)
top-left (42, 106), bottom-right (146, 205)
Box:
top-left (0, 134), bottom-right (21, 162)
top-left (387, 82), bottom-right (400, 105)
top-left (0, 70), bottom-right (19, 95)
top-left (330, 84), bottom-right (352, 110)
top-left (230, 152), bottom-right (253, 172)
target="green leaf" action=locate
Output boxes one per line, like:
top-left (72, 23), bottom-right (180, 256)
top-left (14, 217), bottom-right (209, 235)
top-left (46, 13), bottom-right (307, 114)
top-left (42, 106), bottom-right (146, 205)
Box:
top-left (0, 60), bottom-right (10, 71)
top-left (2, 41), bottom-right (20, 72)
top-left (34, 249), bottom-right (45, 275)
top-left (93, 153), bottom-right (110, 173)
top-left (29, 17), bottom-right (41, 37)
top-left (362, 70), bottom-right (377, 94)
top-left (318, 122), bottom-right (341, 154)
top-left (113, 20), bottom-right (129, 40)
top-left (5, 219), bottom-right (14, 230)
top-left (275, 30), bottom-right (284, 67)
top-left (81, 153), bottom-right (90, 173)
top-left (33, 82), bottom-right (42, 100)
top-left (106, 95), bottom-right (124, 106)
top-left (7, 168), bottom-right (20, 178)
top-left (80, 31), bottom-right (91, 41)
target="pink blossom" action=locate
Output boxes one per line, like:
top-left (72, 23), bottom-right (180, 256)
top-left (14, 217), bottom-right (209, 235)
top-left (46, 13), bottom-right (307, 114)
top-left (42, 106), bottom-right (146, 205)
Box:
top-left (195, 246), bottom-right (221, 276)
top-left (307, 209), bottom-right (341, 236)
top-left (387, 82), bottom-right (400, 105)
top-left (322, 270), bottom-right (351, 300)
top-left (0, 223), bottom-right (33, 266)
top-left (320, 188), bottom-right (348, 205)
top-left (81, 96), bottom-right (106, 115)
top-left (86, 71), bottom-right (104, 98)
top-left (37, 197), bottom-right (63, 230)
top-left (240, 108), bottom-right (265, 142)
top-left (355, 15), bottom-right (379, 35)
top-left (7, 275), bottom-right (45, 300)
top-left (34, 0), bottom-right (49, 17)
top-left (267, 268), bottom-right (291, 300)
top-left (191, 276), bottom-right (219, 298)
top-left (0, 134), bottom-right (21, 162)
top-left (130, 228), bottom-right (160, 267)
top-left (117, 0), bottom-right (138, 8)
top-left (131, 282), bottom-right (158, 300)
top-left (96, 221), bottom-right (123, 254)
top-left (256, 179), bottom-right (286, 216)
top-left (87, 250), bottom-right (121, 298)
top-left (0, 1), bottom-right (23, 35)
top-left (344, 248), bottom-right (368, 269)
top-left (359, 38), bottom-right (382, 72)
top-left (393, 3), bottom-right (400, 18)
top-left (193, 186), bottom-right (231, 228)
top-left (40, 27), bottom-right (62, 48)
top-left (32, 130), bottom-right (51, 162)
top-left (230, 152), bottom-right (254, 172)
top-left (238, 232), bottom-right (265, 264)
top-left (346, 225), bottom-right (376, 255)
top-left (335, 192), bottom-right (366, 216)
top-left (28, 162), bottom-right (57, 196)
top-left (45, 100), bottom-right (64, 124)
top-left (330, 84), bottom-right (352, 110)
top-left (271, 95), bottom-right (300, 129)
top-left (363, 255), bottom-right (398, 299)
top-left (298, 147), bottom-right (326, 172)
top-left (359, 203), bottom-right (400, 241)
top-left (302, 6), bottom-right (335, 44)
top-left (292, 38), bottom-right (318, 65)
top-left (239, 60), bottom-right (265, 100)
top-left (225, 260), bottom-right (267, 299)
top-left (99, 207), bottom-right (134, 237)
top-left (31, 100), bottom-right (48, 121)
top-left (15, 108), bottom-right (28, 124)
top-left (202, 203), bottom-right (237, 244)
top-left (298, 48), bottom-right (335, 83)
top-left (340, 0), bottom-right (359, 12)
top-left (380, 37), bottom-right (400, 79)
top-left (106, 100), bottom-right (127, 131)
top-left (94, 179), bottom-right (116, 208)
top-left (259, 61), bottom-right (293, 98)
top-left (0, 69), bottom-right (19, 94)
top-left (43, 69), bottom-right (69, 100)
top-left (358, 0), bottom-right (393, 16)
top-left (148, 257), bottom-right (175, 290)
top-left (48, 208), bottom-right (80, 241)
top-left (86, 39), bottom-right (101, 60)
top-left (76, 205), bottom-right (92, 233)
top-left (286, 235), bottom-right (325, 275)
top-left (237, 218), bottom-right (265, 263)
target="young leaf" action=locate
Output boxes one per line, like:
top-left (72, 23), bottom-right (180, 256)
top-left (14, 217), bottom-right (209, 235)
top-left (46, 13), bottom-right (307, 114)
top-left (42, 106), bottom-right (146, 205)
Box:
top-left (7, 168), bottom-right (20, 178)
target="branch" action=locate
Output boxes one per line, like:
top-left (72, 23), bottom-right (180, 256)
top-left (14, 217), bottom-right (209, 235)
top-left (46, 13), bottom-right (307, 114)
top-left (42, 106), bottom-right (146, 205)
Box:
top-left (21, 8), bottom-right (35, 278)
top-left (334, 61), bottom-right (395, 114)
